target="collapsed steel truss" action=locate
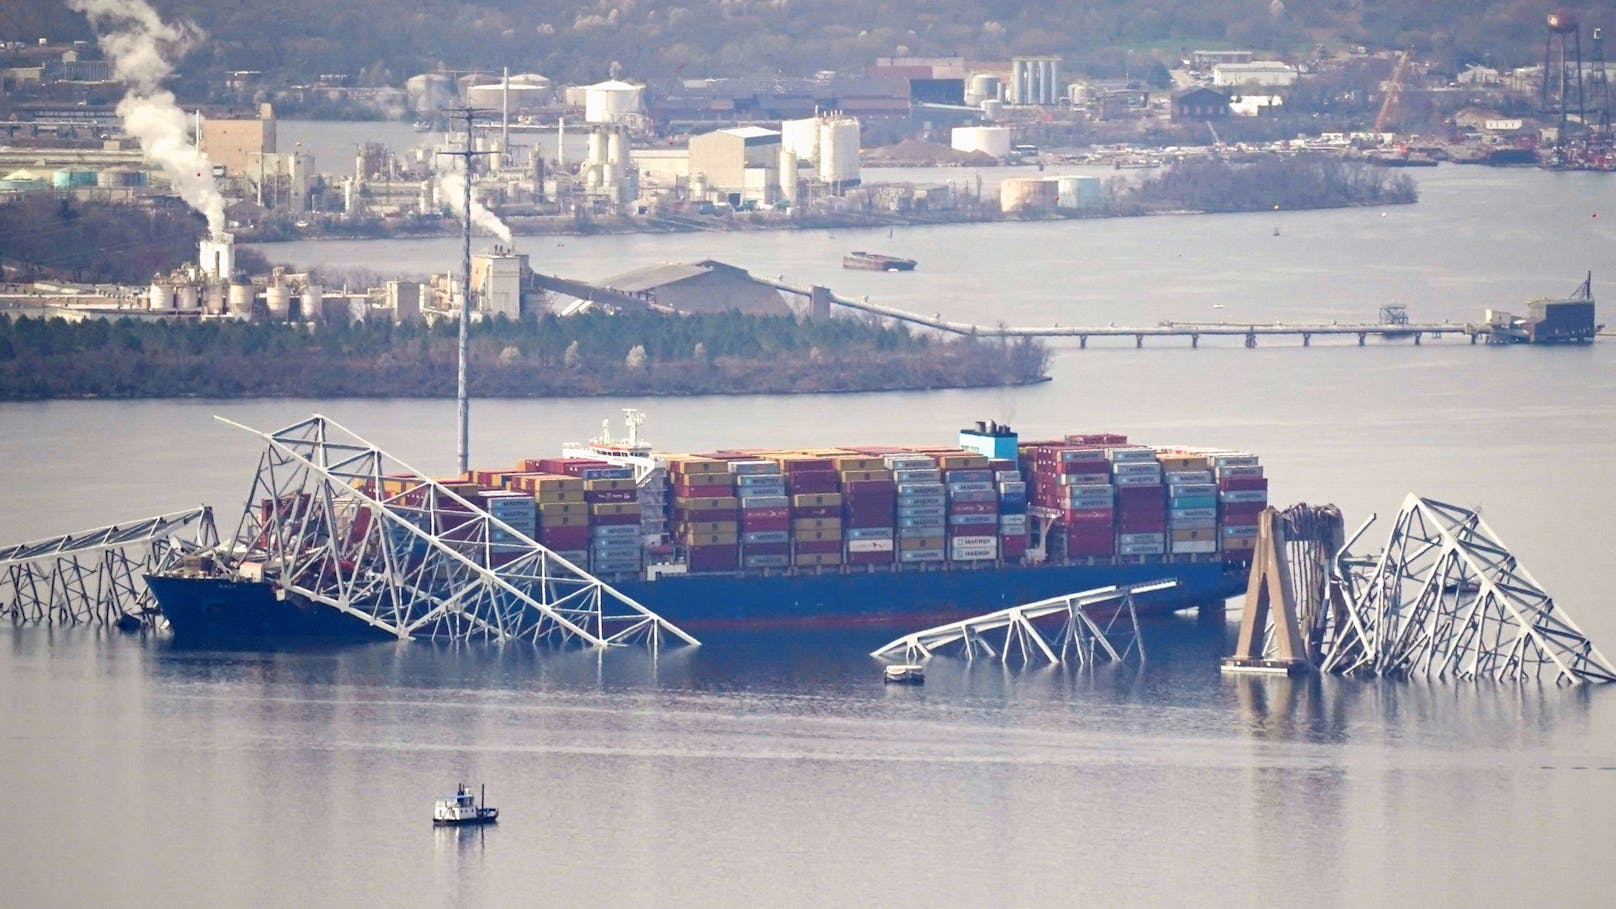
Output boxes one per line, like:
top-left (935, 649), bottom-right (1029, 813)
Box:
top-left (1321, 494), bottom-right (1614, 685)
top-left (1, 508), bottom-right (218, 627)
top-left (217, 414), bottom-right (698, 648)
top-left (870, 580), bottom-right (1173, 667)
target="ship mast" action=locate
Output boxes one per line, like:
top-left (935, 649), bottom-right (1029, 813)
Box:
top-left (439, 108), bottom-right (491, 475)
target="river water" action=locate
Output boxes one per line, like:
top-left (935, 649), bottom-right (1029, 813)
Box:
top-left (3, 162), bottom-right (1615, 906)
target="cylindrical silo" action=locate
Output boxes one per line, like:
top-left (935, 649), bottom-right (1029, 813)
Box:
top-left (265, 284), bottom-right (292, 320)
top-left (817, 117), bottom-right (861, 187)
top-left (228, 283), bottom-right (255, 318)
top-left (301, 284), bottom-right (323, 322)
top-left (588, 130), bottom-right (606, 166)
top-left (174, 282), bottom-right (200, 311)
top-left (148, 282), bottom-right (174, 311)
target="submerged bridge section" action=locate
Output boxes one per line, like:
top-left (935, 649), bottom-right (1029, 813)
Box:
top-left (1225, 498), bottom-right (1616, 685)
top-left (211, 414), bottom-right (698, 648)
top-left (0, 507), bottom-right (218, 628)
top-left (871, 580), bottom-right (1174, 667)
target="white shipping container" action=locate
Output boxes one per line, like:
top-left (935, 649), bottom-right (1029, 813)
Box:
top-left (1118, 532), bottom-right (1165, 545)
top-left (900, 548), bottom-right (946, 562)
top-left (1211, 454), bottom-right (1259, 468)
top-left (1171, 540), bottom-right (1219, 554)
top-left (1169, 517), bottom-right (1218, 530)
top-left (847, 539), bottom-right (895, 553)
top-left (1119, 542), bottom-right (1166, 556)
top-left (1114, 475), bottom-right (1164, 487)
top-left (1167, 483), bottom-right (1218, 497)
top-left (1105, 447), bottom-right (1158, 462)
top-left (1165, 470), bottom-right (1214, 483)
top-left (949, 534), bottom-right (998, 548)
top-left (1218, 465), bottom-right (1265, 479)
top-left (1220, 490), bottom-right (1269, 503)
top-left (1170, 507), bottom-right (1218, 520)
top-left (950, 546), bottom-right (998, 561)
top-left (1221, 525), bottom-right (1260, 538)
top-left (1057, 473), bottom-right (1112, 486)
top-left (1112, 462), bottom-right (1163, 476)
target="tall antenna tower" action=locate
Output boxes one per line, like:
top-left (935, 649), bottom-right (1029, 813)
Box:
top-left (1591, 26), bottom-right (1611, 134)
top-left (437, 108), bottom-right (493, 475)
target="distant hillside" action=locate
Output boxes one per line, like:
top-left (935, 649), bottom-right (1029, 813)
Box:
top-left (11, 1), bottom-right (1613, 90)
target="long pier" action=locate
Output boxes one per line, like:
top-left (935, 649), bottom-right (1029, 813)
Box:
top-left (757, 277), bottom-right (1480, 346)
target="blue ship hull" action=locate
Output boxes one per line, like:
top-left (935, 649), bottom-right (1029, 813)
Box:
top-left (146, 559), bottom-right (1244, 643)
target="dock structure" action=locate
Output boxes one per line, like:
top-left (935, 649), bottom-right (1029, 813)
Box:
top-left (757, 277), bottom-right (1480, 346)
top-left (870, 579), bottom-right (1174, 667)
top-left (0, 507), bottom-right (218, 628)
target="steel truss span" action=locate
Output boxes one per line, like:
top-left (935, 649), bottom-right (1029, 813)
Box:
top-left (1, 508), bottom-right (218, 627)
top-left (870, 580), bottom-right (1174, 666)
top-left (217, 414), bottom-right (698, 649)
top-left (1323, 495), bottom-right (1615, 685)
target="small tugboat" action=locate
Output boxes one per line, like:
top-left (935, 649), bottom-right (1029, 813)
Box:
top-left (433, 783), bottom-right (499, 826)
top-left (883, 663), bottom-right (925, 684)
top-left (843, 251), bottom-right (917, 272)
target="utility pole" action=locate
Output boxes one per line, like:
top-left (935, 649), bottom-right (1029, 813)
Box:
top-left (437, 107), bottom-right (493, 476)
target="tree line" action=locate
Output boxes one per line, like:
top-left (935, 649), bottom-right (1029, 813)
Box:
top-left (0, 310), bottom-right (1049, 399)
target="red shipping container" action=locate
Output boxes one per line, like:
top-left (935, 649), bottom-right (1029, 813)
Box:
top-left (1119, 513), bottom-right (1167, 532)
top-left (741, 515), bottom-right (791, 532)
top-left (783, 458), bottom-right (835, 473)
top-left (786, 471), bottom-right (840, 493)
top-left (950, 501), bottom-right (998, 516)
top-left (538, 526), bottom-right (591, 549)
top-left (673, 507), bottom-right (741, 523)
top-left (741, 506), bottom-right (790, 520)
top-left (1052, 459), bottom-right (1111, 475)
top-left (585, 489), bottom-right (637, 503)
top-left (1221, 502), bottom-right (1266, 518)
top-left (843, 511), bottom-right (895, 529)
top-left (1219, 476), bottom-right (1269, 492)
top-left (794, 539), bottom-right (841, 554)
top-left (1116, 486), bottom-right (1165, 507)
top-left (1066, 538), bottom-right (1116, 557)
top-left (687, 544), bottom-right (739, 571)
top-left (847, 550), bottom-right (894, 565)
top-left (1001, 536), bottom-right (1028, 555)
top-left (675, 481), bottom-right (735, 498)
top-left (844, 480), bottom-right (898, 495)
top-left (743, 541), bottom-right (790, 556)
top-left (793, 505), bottom-right (839, 519)
top-left (1063, 508), bottom-right (1114, 523)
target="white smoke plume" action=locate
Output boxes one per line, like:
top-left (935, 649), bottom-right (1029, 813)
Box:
top-left (437, 168), bottom-right (514, 245)
top-left (68, 0), bottom-right (226, 236)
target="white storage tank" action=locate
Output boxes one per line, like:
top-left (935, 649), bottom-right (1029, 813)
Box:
top-left (817, 117), bottom-right (860, 186)
top-left (981, 99), bottom-right (1004, 122)
top-left (951, 126), bottom-right (1013, 158)
top-left (301, 284), bottom-right (323, 322)
top-left (966, 74), bottom-right (1001, 106)
top-left (227, 283), bottom-right (255, 318)
top-left (405, 73), bottom-right (456, 113)
top-left (781, 117), bottom-right (821, 161)
top-left (148, 282), bottom-right (174, 311)
top-left (265, 284), bottom-right (292, 320)
top-left (584, 80), bottom-right (643, 124)
top-left (174, 282), bottom-right (201, 311)
top-left (205, 284), bottom-right (225, 314)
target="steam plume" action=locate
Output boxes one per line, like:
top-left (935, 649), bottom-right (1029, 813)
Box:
top-left (68, 0), bottom-right (226, 236)
top-left (437, 168), bottom-right (514, 245)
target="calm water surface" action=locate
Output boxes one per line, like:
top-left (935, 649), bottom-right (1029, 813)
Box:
top-left (3, 161), bottom-right (1615, 907)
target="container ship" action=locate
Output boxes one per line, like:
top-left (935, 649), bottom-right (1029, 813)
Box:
top-left (149, 417), bottom-right (1268, 640)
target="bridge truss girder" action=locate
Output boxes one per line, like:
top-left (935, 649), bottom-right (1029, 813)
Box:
top-left (1, 508), bottom-right (218, 627)
top-left (219, 414), bottom-right (698, 649)
top-left (870, 580), bottom-right (1173, 667)
top-left (1323, 495), bottom-right (1614, 685)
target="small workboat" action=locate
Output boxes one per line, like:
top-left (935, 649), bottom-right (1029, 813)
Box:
top-left (844, 251), bottom-right (917, 272)
top-left (883, 663), bottom-right (925, 684)
top-left (433, 783), bottom-right (499, 826)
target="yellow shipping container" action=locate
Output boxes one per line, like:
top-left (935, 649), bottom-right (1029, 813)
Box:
top-left (590, 502), bottom-right (640, 516)
top-left (791, 493), bottom-right (843, 508)
top-left (1171, 528), bottom-right (1217, 542)
top-left (531, 475), bottom-right (584, 490)
top-left (1157, 456), bottom-right (1204, 471)
top-left (833, 456), bottom-right (885, 471)
top-left (792, 517), bottom-right (843, 532)
top-left (839, 469), bottom-right (893, 483)
top-left (678, 496), bottom-right (740, 511)
top-left (681, 531), bottom-right (740, 546)
top-left (792, 552), bottom-right (844, 567)
top-left (793, 528), bottom-right (843, 543)
top-left (937, 453), bottom-right (990, 469)
top-left (538, 501), bottom-right (589, 517)
top-left (536, 489), bottom-right (585, 504)
top-left (585, 477), bottom-right (634, 491)
top-left (678, 520), bottom-right (739, 535)
top-left (900, 536), bottom-right (945, 550)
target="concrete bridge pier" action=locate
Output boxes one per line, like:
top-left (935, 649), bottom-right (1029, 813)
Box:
top-left (1191, 333), bottom-right (1200, 348)
top-left (1245, 331), bottom-right (1258, 348)
top-left (1135, 334), bottom-right (1144, 348)
top-left (1079, 336), bottom-right (1088, 349)
top-left (1302, 332), bottom-right (1312, 347)
top-left (1414, 332), bottom-right (1423, 345)
top-left (1358, 332), bottom-right (1367, 346)
top-left (809, 285), bottom-right (831, 321)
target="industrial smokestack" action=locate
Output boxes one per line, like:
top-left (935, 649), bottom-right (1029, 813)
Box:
top-left (69, 0), bottom-right (226, 237)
